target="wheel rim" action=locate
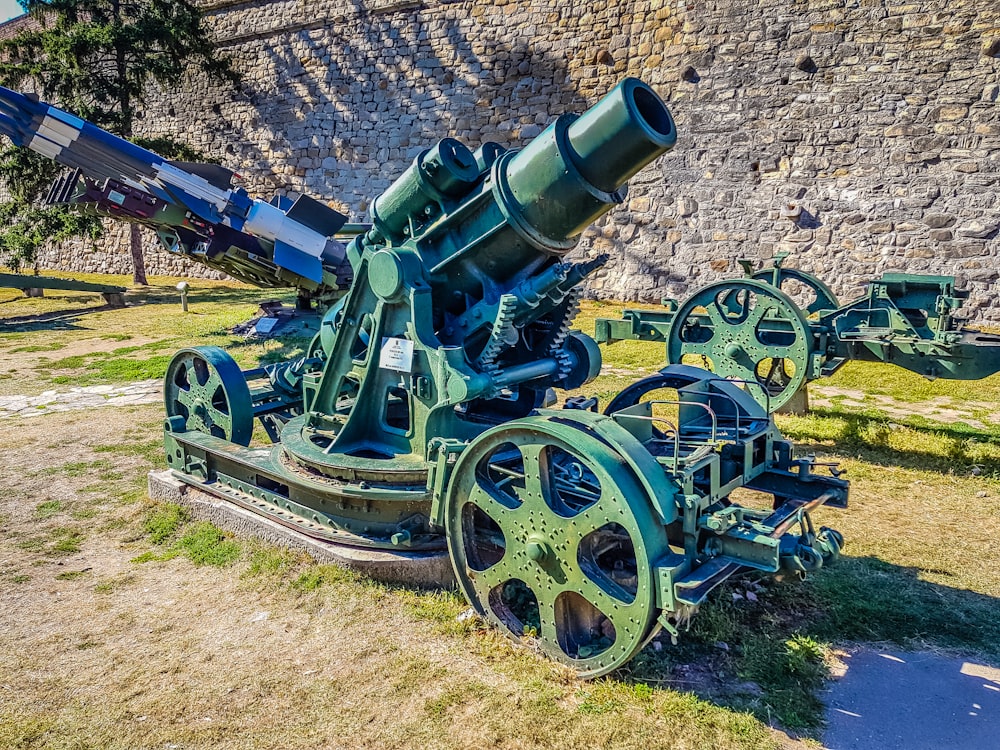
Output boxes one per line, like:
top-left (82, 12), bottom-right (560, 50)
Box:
top-left (445, 415), bottom-right (667, 677)
top-left (666, 279), bottom-right (812, 411)
top-left (164, 346), bottom-right (254, 445)
top-left (751, 267), bottom-right (839, 316)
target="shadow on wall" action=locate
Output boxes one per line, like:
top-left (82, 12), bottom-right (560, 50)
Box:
top-left (225, 7), bottom-right (590, 211)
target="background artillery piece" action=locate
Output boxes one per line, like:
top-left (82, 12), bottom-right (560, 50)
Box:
top-left (595, 254), bottom-right (1000, 412)
top-left (0, 85), bottom-right (364, 310)
top-left (0, 270), bottom-right (125, 306)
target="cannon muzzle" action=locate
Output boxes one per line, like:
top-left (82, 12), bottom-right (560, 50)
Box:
top-left (497, 77), bottom-right (676, 253)
top-left (358, 78), bottom-right (676, 268)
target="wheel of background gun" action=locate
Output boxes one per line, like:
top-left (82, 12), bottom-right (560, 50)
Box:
top-left (665, 279), bottom-right (812, 412)
top-left (751, 267), bottom-right (839, 317)
top-left (444, 414), bottom-right (671, 678)
top-left (164, 346), bottom-right (254, 446)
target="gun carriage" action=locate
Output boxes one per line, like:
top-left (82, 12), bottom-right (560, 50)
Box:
top-left (596, 254), bottom-right (1000, 411)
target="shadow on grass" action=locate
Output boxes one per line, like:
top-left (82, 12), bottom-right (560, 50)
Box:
top-left (0, 300), bottom-right (118, 332)
top-left (779, 406), bottom-right (1000, 477)
top-left (625, 555), bottom-right (1000, 731)
top-left (0, 283), bottom-right (297, 334)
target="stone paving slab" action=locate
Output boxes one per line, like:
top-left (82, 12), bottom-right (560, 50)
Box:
top-left (148, 470), bottom-right (455, 588)
top-left (0, 379), bottom-right (161, 418)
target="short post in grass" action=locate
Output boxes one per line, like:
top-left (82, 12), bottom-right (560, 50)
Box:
top-left (176, 281), bottom-right (190, 313)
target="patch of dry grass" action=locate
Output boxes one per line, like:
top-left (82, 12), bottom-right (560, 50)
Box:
top-left (0, 272), bottom-right (312, 397)
top-left (0, 403), bottom-right (781, 750)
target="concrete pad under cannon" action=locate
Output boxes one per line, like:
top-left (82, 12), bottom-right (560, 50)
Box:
top-left (822, 647), bottom-right (1000, 750)
top-left (147, 470), bottom-right (455, 588)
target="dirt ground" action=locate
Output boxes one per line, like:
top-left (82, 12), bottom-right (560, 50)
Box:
top-left (2, 404), bottom-right (796, 750)
top-left (0, 406), bottom-right (518, 749)
top-left (3, 298), bottom-right (998, 749)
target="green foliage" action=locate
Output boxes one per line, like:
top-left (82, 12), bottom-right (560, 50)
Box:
top-left (737, 633), bottom-right (829, 730)
top-left (34, 499), bottom-right (63, 519)
top-left (1, 1), bottom-right (239, 134)
top-left (291, 568), bottom-right (327, 591)
top-left (244, 546), bottom-right (298, 579)
top-left (0, 146), bottom-right (103, 269)
top-left (784, 634), bottom-right (825, 675)
top-left (55, 569), bottom-right (88, 580)
top-left (139, 503), bottom-right (239, 566)
top-left (134, 135), bottom-right (207, 162)
top-left (577, 680), bottom-right (656, 715)
top-left (50, 527), bottom-right (83, 554)
top-left (174, 522), bottom-right (240, 566)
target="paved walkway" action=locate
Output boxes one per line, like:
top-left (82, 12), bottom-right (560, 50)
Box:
top-left (823, 648), bottom-right (1000, 750)
top-left (0, 380), bottom-right (161, 418)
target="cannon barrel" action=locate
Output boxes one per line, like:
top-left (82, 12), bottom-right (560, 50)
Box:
top-left (498, 77), bottom-right (676, 250)
top-left (360, 78), bottom-right (676, 273)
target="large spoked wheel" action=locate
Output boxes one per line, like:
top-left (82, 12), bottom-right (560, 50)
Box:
top-left (164, 346), bottom-right (254, 445)
top-left (751, 266), bottom-right (839, 317)
top-left (445, 414), bottom-right (670, 678)
top-left (666, 279), bottom-right (812, 411)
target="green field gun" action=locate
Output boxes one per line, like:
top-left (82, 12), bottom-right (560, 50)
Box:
top-left (162, 80), bottom-right (848, 677)
top-left (596, 254), bottom-right (1000, 412)
top-left (0, 271), bottom-right (125, 306)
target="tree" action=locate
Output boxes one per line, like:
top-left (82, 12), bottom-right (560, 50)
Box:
top-left (0, 0), bottom-right (239, 283)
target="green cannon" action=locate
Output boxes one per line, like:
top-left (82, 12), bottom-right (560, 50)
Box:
top-left (0, 272), bottom-right (126, 307)
top-left (596, 254), bottom-right (1000, 411)
top-left (163, 80), bottom-right (848, 677)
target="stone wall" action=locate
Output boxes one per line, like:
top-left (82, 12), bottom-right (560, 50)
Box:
top-left (10, 1), bottom-right (1000, 317)
top-left (36, 222), bottom-right (227, 280)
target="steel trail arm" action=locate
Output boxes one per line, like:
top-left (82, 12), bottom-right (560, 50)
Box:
top-left (595, 262), bottom-right (1000, 411)
top-left (819, 273), bottom-right (1000, 380)
top-left (0, 86), bottom-right (362, 307)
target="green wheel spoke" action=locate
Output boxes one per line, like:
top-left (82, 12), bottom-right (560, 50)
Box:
top-left (740, 300), bottom-right (769, 330)
top-left (471, 558), bottom-right (513, 595)
top-left (701, 299), bottom-right (731, 329)
top-left (576, 576), bottom-right (632, 619)
top-left (518, 442), bottom-right (549, 509)
top-left (571, 502), bottom-right (623, 541)
top-left (445, 412), bottom-right (670, 677)
top-left (467, 483), bottom-right (522, 540)
top-left (204, 373), bottom-right (224, 393)
top-left (668, 279), bottom-right (812, 411)
top-left (164, 346), bottom-right (254, 445)
top-left (535, 593), bottom-right (560, 646)
top-left (174, 388), bottom-right (196, 408)
top-left (680, 341), bottom-right (713, 357)
top-left (739, 340), bottom-right (786, 362)
top-left (207, 406), bottom-right (230, 428)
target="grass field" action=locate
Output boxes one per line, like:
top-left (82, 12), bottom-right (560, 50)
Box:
top-left (2, 275), bottom-right (999, 748)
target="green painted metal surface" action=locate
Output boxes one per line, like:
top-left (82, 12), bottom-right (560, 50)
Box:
top-left (596, 254), bottom-right (1000, 411)
top-left (164, 347), bottom-right (255, 446)
top-left (0, 272), bottom-right (126, 306)
top-left (163, 79), bottom-right (850, 677)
